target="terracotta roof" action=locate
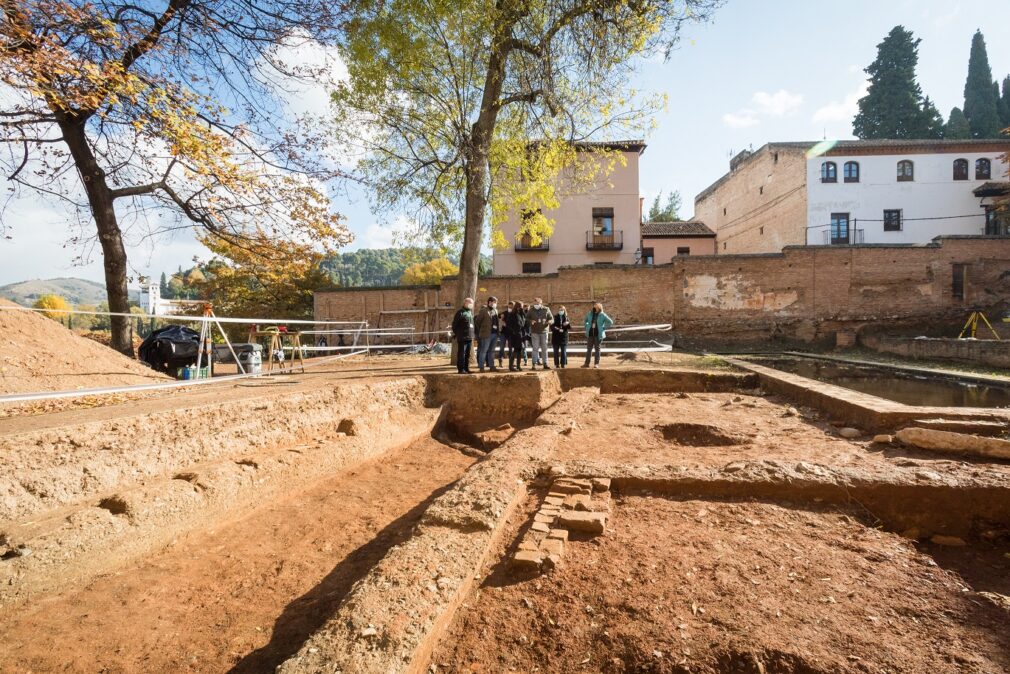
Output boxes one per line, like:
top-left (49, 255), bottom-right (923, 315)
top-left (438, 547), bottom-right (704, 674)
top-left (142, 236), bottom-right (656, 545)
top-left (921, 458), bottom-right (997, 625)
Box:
top-left (973, 181), bottom-right (1010, 198)
top-left (641, 221), bottom-right (715, 237)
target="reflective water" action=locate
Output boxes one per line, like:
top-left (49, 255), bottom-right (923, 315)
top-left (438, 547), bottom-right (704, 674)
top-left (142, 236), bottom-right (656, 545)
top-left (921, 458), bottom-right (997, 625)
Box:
top-left (751, 357), bottom-right (1010, 408)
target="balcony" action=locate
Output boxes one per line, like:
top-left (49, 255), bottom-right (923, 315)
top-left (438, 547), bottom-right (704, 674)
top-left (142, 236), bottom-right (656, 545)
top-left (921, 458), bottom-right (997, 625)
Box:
top-left (514, 234), bottom-right (549, 252)
top-left (822, 229), bottom-right (865, 245)
top-left (586, 230), bottom-right (624, 250)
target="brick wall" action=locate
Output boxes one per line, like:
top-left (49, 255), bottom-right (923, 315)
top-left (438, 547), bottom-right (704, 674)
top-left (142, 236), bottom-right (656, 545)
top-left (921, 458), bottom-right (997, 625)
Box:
top-left (314, 237), bottom-right (1010, 344)
top-left (694, 145), bottom-right (808, 255)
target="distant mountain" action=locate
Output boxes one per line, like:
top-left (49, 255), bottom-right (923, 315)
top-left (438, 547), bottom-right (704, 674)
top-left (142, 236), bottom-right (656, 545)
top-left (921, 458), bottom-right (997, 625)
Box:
top-left (0, 277), bottom-right (140, 306)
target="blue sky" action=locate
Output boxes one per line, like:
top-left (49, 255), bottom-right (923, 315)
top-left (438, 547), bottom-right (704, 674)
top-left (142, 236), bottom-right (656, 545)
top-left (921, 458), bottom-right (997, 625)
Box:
top-left (1, 0), bottom-right (1008, 286)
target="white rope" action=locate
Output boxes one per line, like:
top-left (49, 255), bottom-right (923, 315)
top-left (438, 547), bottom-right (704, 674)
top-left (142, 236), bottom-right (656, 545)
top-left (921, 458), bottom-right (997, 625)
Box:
top-left (0, 350), bottom-right (368, 405)
top-left (0, 305), bottom-right (365, 326)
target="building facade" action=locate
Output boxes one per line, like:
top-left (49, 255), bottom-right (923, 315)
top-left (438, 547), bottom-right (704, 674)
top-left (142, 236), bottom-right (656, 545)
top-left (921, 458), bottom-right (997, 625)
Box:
top-left (493, 141), bottom-right (645, 275)
top-left (640, 221), bottom-right (717, 263)
top-left (696, 139), bottom-right (1010, 254)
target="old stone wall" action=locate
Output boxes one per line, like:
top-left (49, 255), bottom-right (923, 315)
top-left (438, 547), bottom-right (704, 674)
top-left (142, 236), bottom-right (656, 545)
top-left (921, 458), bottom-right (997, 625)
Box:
top-left (861, 334), bottom-right (1010, 368)
top-left (314, 237), bottom-right (1010, 344)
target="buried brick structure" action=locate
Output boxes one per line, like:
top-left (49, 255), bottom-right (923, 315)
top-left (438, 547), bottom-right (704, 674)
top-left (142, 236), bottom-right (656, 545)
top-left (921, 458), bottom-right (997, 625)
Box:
top-left (315, 236), bottom-right (1010, 345)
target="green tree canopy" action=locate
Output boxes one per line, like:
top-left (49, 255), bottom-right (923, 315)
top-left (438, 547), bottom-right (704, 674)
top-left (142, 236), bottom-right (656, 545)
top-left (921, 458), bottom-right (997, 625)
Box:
top-left (998, 75), bottom-right (1010, 129)
top-left (330, 0), bottom-right (722, 306)
top-left (963, 30), bottom-right (1002, 138)
top-left (945, 107), bottom-right (971, 139)
top-left (647, 191), bottom-right (682, 222)
top-left (853, 26), bottom-right (941, 139)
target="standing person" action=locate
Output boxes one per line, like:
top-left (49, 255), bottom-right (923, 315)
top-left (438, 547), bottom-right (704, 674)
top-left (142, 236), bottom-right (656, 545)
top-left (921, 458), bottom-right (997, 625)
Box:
top-left (526, 297), bottom-right (553, 370)
top-left (474, 296), bottom-right (499, 373)
top-left (551, 305), bottom-right (571, 368)
top-left (451, 297), bottom-right (476, 374)
top-left (582, 302), bottom-right (614, 369)
top-left (498, 301), bottom-right (513, 368)
top-left (507, 301), bottom-right (526, 371)
top-left (520, 303), bottom-right (532, 366)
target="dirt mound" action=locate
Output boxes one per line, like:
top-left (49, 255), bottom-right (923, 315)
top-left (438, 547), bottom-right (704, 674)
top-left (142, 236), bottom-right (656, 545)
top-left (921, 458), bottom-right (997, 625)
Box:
top-left (0, 300), bottom-right (167, 395)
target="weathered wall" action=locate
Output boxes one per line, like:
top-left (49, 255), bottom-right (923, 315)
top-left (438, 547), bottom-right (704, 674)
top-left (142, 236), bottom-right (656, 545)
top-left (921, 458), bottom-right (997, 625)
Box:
top-left (315, 237), bottom-right (1010, 344)
top-left (861, 334), bottom-right (1010, 368)
top-left (694, 145), bottom-right (808, 255)
top-left (644, 235), bottom-right (717, 262)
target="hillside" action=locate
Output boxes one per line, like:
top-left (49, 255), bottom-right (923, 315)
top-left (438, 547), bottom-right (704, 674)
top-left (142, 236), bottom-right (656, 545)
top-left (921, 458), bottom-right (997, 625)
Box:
top-left (0, 277), bottom-right (107, 306)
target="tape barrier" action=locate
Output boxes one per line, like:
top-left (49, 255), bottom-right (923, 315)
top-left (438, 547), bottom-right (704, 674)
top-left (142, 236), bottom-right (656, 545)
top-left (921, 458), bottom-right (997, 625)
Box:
top-left (0, 305), bottom-right (365, 326)
top-left (0, 349), bottom-right (368, 405)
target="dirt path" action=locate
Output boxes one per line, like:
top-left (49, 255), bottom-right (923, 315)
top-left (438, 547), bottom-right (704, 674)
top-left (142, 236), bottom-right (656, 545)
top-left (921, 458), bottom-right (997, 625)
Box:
top-left (0, 436), bottom-right (474, 674)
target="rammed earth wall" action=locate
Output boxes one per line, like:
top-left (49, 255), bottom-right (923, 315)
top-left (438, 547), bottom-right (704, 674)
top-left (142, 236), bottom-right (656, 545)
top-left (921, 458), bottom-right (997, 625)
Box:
top-left (314, 237), bottom-right (1010, 345)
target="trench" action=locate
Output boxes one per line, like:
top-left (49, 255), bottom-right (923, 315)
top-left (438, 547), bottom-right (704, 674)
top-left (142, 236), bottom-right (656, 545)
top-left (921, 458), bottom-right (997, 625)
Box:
top-left (0, 435), bottom-right (477, 673)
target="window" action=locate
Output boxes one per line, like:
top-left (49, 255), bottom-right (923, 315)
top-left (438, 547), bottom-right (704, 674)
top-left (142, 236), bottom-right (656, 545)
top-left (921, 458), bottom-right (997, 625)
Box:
top-left (953, 158), bottom-right (969, 180)
top-left (759, 186), bottom-right (764, 195)
top-left (883, 209), bottom-right (902, 232)
top-left (985, 207), bottom-right (1010, 236)
top-left (976, 158), bottom-right (992, 180)
top-left (723, 207), bottom-right (727, 216)
top-left (677, 247), bottom-right (691, 256)
top-left (952, 264), bottom-right (966, 301)
top-left (641, 247), bottom-right (655, 265)
top-left (820, 161), bottom-right (837, 183)
top-left (843, 161), bottom-right (860, 183)
top-left (723, 242), bottom-right (727, 250)
top-left (521, 262), bottom-right (541, 274)
top-left (897, 160), bottom-right (914, 182)
top-left (591, 207), bottom-right (614, 236)
top-left (830, 213), bottom-right (850, 244)
top-left (773, 152), bottom-right (779, 164)
top-left (759, 226), bottom-right (764, 235)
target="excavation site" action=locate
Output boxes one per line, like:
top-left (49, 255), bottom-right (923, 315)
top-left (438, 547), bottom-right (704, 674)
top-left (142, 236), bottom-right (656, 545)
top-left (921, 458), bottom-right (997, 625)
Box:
top-left (1, 326), bottom-right (1008, 674)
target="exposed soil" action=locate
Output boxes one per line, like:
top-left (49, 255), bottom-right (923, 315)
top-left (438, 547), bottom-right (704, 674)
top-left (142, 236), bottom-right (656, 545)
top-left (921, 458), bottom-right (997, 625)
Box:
top-left (433, 493), bottom-right (1009, 674)
top-left (0, 299), bottom-right (167, 395)
top-left (0, 435), bottom-right (474, 673)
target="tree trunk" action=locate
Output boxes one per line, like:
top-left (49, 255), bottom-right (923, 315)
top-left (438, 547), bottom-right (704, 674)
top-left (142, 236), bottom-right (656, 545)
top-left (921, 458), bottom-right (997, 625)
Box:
top-left (60, 120), bottom-right (135, 356)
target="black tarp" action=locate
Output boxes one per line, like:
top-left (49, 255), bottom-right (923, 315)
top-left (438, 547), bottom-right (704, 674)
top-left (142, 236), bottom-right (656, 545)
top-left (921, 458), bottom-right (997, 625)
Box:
top-left (138, 325), bottom-right (201, 373)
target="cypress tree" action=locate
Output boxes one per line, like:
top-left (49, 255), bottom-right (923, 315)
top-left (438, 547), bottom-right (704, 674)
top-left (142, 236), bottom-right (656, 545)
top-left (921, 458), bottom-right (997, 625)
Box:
top-left (945, 107), bottom-right (971, 139)
top-left (999, 75), bottom-right (1010, 129)
top-left (853, 26), bottom-right (937, 139)
top-left (963, 30), bottom-right (1002, 138)
top-left (159, 272), bottom-right (170, 298)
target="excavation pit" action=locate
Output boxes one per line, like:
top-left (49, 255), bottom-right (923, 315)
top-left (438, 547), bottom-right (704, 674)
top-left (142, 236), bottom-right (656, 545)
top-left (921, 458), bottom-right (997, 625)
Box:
top-left (655, 422), bottom-right (750, 446)
top-left (433, 493), bottom-right (1010, 674)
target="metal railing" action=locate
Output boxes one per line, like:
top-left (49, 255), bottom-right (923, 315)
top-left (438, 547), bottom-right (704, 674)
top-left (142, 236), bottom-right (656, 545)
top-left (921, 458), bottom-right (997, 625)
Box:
top-left (586, 230), bottom-right (624, 250)
top-left (514, 235), bottom-right (549, 251)
top-left (822, 228), bottom-right (864, 245)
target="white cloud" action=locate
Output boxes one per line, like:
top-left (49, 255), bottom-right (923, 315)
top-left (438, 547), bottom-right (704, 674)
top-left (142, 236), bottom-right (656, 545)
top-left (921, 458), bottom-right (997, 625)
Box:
top-left (751, 90), bottom-right (804, 117)
top-left (352, 222), bottom-right (395, 249)
top-left (722, 89), bottom-right (803, 129)
top-left (721, 111), bottom-right (760, 129)
top-left (923, 4), bottom-right (960, 28)
top-left (813, 82), bottom-right (869, 123)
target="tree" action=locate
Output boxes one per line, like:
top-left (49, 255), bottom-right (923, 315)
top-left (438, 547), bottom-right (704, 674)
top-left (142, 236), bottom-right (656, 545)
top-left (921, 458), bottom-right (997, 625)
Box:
top-left (400, 258), bottom-right (459, 286)
top-left (945, 107), bottom-right (972, 139)
top-left (33, 293), bottom-right (70, 320)
top-left (647, 190), bottom-right (682, 222)
top-left (331, 0), bottom-right (722, 308)
top-left (0, 1), bottom-right (352, 356)
top-left (998, 75), bottom-right (1010, 128)
top-left (159, 272), bottom-right (170, 299)
top-left (187, 234), bottom-right (337, 337)
top-left (853, 26), bottom-right (940, 139)
top-left (963, 30), bottom-right (1002, 138)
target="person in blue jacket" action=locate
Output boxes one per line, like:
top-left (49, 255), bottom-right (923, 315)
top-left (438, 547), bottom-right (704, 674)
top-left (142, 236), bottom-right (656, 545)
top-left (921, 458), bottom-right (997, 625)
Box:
top-left (582, 302), bottom-right (614, 368)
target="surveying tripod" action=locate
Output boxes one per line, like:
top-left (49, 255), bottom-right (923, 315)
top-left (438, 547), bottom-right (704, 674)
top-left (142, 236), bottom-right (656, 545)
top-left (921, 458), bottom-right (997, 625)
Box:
top-left (958, 309), bottom-right (1001, 340)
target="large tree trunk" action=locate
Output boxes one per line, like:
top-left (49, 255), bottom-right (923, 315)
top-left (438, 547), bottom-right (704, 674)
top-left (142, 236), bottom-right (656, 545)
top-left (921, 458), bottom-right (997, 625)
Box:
top-left (60, 120), bottom-right (134, 356)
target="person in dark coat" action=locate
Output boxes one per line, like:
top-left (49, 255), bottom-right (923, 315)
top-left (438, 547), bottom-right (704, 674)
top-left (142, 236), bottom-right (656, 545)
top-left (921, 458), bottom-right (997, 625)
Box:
top-left (498, 301), bottom-right (514, 367)
top-left (506, 301), bottom-right (527, 371)
top-left (451, 297), bottom-right (475, 374)
top-left (520, 303), bottom-right (532, 365)
top-left (550, 305), bottom-right (571, 368)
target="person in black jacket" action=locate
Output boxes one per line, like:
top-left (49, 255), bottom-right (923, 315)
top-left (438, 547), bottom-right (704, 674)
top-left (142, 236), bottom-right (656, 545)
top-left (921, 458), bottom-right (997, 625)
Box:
top-left (451, 298), bottom-right (475, 374)
top-left (506, 301), bottom-right (526, 371)
top-left (498, 301), bottom-right (513, 368)
top-left (550, 305), bottom-right (571, 368)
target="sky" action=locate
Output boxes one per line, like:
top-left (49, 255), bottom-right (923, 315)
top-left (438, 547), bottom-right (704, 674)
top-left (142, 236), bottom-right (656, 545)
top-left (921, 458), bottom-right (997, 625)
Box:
top-left (1, 0), bottom-right (1008, 287)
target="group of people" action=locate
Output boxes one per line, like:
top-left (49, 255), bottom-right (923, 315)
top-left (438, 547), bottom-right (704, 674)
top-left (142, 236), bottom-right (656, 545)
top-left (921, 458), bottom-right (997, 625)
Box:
top-left (451, 296), bottom-right (614, 374)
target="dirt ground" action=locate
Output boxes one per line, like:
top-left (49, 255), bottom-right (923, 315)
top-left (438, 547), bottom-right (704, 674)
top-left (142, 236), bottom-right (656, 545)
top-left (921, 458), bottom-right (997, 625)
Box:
top-left (0, 300), bottom-right (167, 396)
top-left (433, 493), bottom-right (1009, 674)
top-left (0, 435), bottom-right (473, 674)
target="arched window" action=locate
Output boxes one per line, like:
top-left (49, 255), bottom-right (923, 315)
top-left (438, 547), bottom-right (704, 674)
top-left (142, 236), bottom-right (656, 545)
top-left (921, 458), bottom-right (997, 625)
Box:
top-left (843, 161), bottom-right (860, 183)
top-left (953, 158), bottom-right (969, 180)
top-left (897, 160), bottom-right (914, 182)
top-left (820, 161), bottom-right (837, 183)
top-left (976, 158), bottom-right (992, 180)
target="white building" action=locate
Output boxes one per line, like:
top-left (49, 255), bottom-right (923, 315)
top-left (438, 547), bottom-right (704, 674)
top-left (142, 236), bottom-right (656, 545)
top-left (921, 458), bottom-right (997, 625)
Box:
top-left (805, 140), bottom-right (1010, 245)
top-left (695, 139), bottom-right (1010, 254)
